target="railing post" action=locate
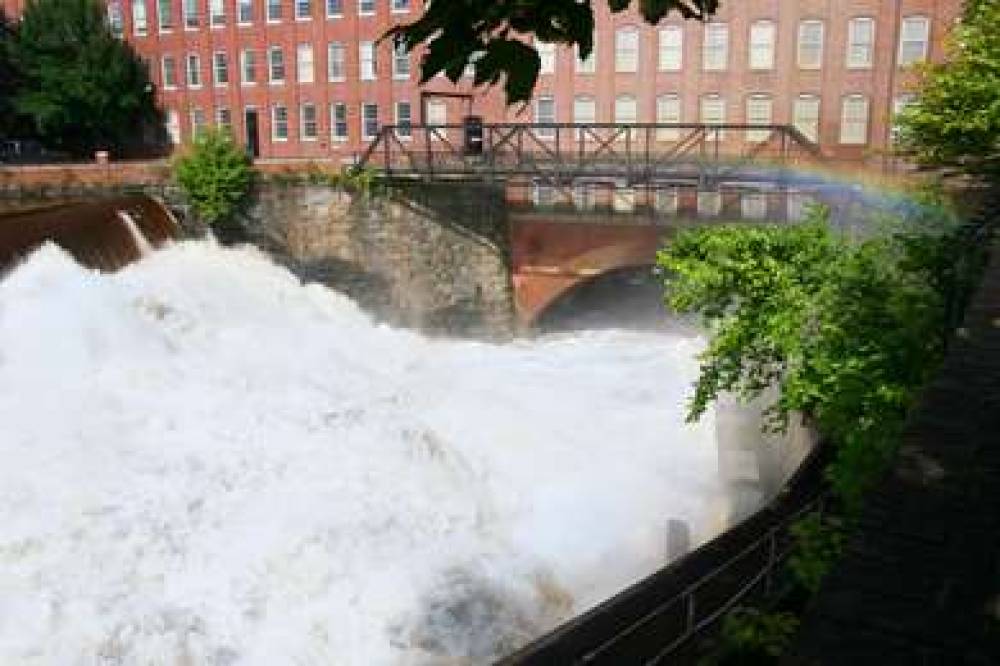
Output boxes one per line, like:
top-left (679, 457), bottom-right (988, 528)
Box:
top-left (626, 125), bottom-right (632, 185)
top-left (764, 527), bottom-right (778, 596)
top-left (383, 128), bottom-right (391, 177)
top-left (685, 592), bottom-right (696, 636)
top-left (425, 126), bottom-right (433, 177)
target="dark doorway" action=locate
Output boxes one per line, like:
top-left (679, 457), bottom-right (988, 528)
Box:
top-left (244, 108), bottom-right (260, 159)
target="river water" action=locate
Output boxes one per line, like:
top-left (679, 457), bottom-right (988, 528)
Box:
top-left (0, 240), bottom-right (723, 664)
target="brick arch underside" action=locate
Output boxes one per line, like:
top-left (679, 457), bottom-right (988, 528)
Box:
top-left (510, 221), bottom-right (667, 327)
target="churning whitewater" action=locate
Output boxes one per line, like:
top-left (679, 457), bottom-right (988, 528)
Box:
top-left (0, 241), bottom-right (722, 665)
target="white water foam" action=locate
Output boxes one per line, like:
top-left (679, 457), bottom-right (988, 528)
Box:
top-left (0, 241), bottom-right (723, 665)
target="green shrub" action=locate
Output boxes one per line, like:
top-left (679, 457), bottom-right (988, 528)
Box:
top-left (173, 128), bottom-right (254, 225)
top-left (704, 608), bottom-right (800, 664)
top-left (788, 512), bottom-right (846, 594)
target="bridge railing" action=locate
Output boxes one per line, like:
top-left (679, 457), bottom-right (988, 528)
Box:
top-left (356, 123), bottom-right (823, 187)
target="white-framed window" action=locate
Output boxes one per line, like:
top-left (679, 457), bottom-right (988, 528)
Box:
top-left (703, 22), bottom-right (728, 71)
top-left (190, 107), bottom-right (207, 139)
top-left (576, 43), bottom-right (596, 73)
top-left (615, 27), bottom-right (639, 73)
top-left (300, 103), bottom-right (318, 139)
top-left (109, 2), bottom-right (125, 36)
top-left (132, 0), bottom-right (148, 35)
top-left (700, 94), bottom-right (725, 139)
top-left (537, 40), bottom-right (556, 75)
top-left (161, 55), bottom-right (177, 88)
top-left (748, 20), bottom-right (775, 70)
top-left (658, 25), bottom-right (683, 71)
top-left (183, 0), bottom-right (197, 28)
top-left (395, 101), bottom-right (412, 139)
top-left (326, 0), bottom-right (341, 17)
top-left (535, 96), bottom-right (556, 138)
top-left (840, 94), bottom-right (869, 145)
top-left (892, 93), bottom-right (916, 142)
top-left (165, 109), bottom-right (181, 144)
top-left (209, 0), bottom-right (224, 26)
top-left (266, 0), bottom-right (281, 22)
top-left (238, 0), bottom-right (252, 23)
top-left (240, 49), bottom-right (256, 84)
top-left (787, 192), bottom-right (813, 221)
top-left (899, 16), bottom-right (930, 66)
top-left (391, 0), bottom-right (409, 12)
top-left (213, 51), bottom-right (229, 85)
top-left (358, 0), bottom-right (374, 15)
top-left (295, 0), bottom-right (310, 19)
top-left (426, 100), bottom-right (446, 137)
top-left (215, 106), bottom-right (232, 131)
top-left (653, 188), bottom-right (678, 214)
top-left (362, 102), bottom-right (379, 139)
top-left (360, 41), bottom-right (376, 80)
top-left (745, 94), bottom-right (772, 143)
top-left (797, 20), bottom-right (824, 69)
top-left (297, 43), bottom-right (314, 83)
top-left (741, 192), bottom-right (768, 220)
top-left (393, 42), bottom-right (410, 79)
top-left (330, 102), bottom-right (348, 140)
top-left (185, 52), bottom-right (201, 87)
top-left (697, 190), bottom-right (722, 217)
top-left (656, 94), bottom-right (681, 141)
top-left (573, 183), bottom-right (596, 211)
top-left (573, 95), bottom-right (596, 138)
top-left (327, 42), bottom-right (346, 81)
top-left (793, 95), bottom-right (821, 143)
top-left (533, 182), bottom-right (556, 208)
top-left (157, 0), bottom-right (173, 30)
top-left (847, 17), bottom-right (874, 69)
top-left (614, 94), bottom-right (638, 124)
top-left (613, 187), bottom-right (636, 213)
top-left (271, 104), bottom-right (289, 141)
top-left (268, 46), bottom-right (285, 83)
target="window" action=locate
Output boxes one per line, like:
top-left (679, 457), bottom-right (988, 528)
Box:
top-left (157, 0), bottom-right (172, 30)
top-left (899, 16), bottom-right (930, 65)
top-left (840, 95), bottom-right (869, 144)
top-left (697, 190), bottom-right (722, 217)
top-left (573, 95), bottom-right (596, 137)
top-left (161, 56), bottom-right (177, 88)
top-left (300, 103), bottom-right (318, 139)
top-left (241, 49), bottom-right (256, 84)
top-left (741, 193), bottom-right (767, 220)
top-left (700, 94), bottom-right (725, 139)
top-left (656, 94), bottom-right (681, 141)
top-left (533, 182), bottom-right (556, 208)
top-left (797, 20), bottom-right (824, 69)
top-left (573, 183), bottom-right (596, 211)
top-left (576, 43), bottom-right (596, 73)
top-left (362, 103), bottom-right (379, 139)
top-left (847, 17), bottom-right (874, 68)
top-left (748, 20), bottom-right (774, 70)
top-left (426, 100), bottom-right (446, 137)
top-left (537, 41), bottom-right (556, 75)
top-left (213, 51), bottom-right (229, 85)
top-left (360, 41), bottom-right (376, 80)
top-left (109, 2), bottom-right (124, 36)
top-left (266, 0), bottom-right (281, 21)
top-left (359, 0), bottom-right (374, 14)
top-left (653, 188), bottom-right (678, 214)
top-left (215, 106), bottom-right (232, 131)
top-left (613, 187), bottom-right (635, 213)
top-left (165, 109), bottom-right (181, 143)
top-left (892, 94), bottom-right (916, 142)
top-left (183, 0), bottom-right (197, 28)
top-left (331, 102), bottom-right (348, 140)
top-left (745, 95), bottom-right (772, 142)
top-left (395, 101), bottom-right (412, 139)
top-left (190, 107), bottom-right (207, 139)
top-left (787, 192), bottom-right (813, 221)
top-left (615, 27), bottom-right (639, 73)
top-left (535, 96), bottom-right (556, 138)
top-left (295, 0), bottom-right (310, 19)
top-left (792, 95), bottom-right (820, 143)
top-left (328, 42), bottom-right (346, 81)
top-left (186, 53), bottom-right (201, 86)
top-left (393, 42), bottom-right (410, 79)
top-left (614, 94), bottom-right (637, 124)
top-left (209, 0), bottom-right (224, 25)
top-left (392, 0), bottom-right (409, 11)
top-left (326, 0), bottom-right (341, 16)
top-left (703, 23), bottom-right (728, 71)
top-left (238, 0), bottom-right (252, 23)
top-left (658, 25), bottom-right (682, 71)
top-left (297, 43), bottom-right (314, 82)
top-left (268, 46), bottom-right (285, 83)
top-left (132, 0), bottom-right (148, 35)
top-left (272, 104), bottom-right (289, 140)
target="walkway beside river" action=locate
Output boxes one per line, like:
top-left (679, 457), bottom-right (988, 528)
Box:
top-left (787, 240), bottom-right (1000, 663)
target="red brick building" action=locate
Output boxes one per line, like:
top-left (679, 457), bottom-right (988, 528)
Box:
top-left (2, 0), bottom-right (962, 165)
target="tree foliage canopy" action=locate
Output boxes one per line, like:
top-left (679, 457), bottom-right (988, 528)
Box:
top-left (388, 0), bottom-right (719, 104)
top-left (173, 129), bottom-right (254, 225)
top-left (10, 0), bottom-right (157, 156)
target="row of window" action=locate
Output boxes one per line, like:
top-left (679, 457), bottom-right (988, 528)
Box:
top-left (541, 15), bottom-right (931, 76)
top-left (158, 41), bottom-right (408, 88)
top-left (108, 0), bottom-right (409, 35)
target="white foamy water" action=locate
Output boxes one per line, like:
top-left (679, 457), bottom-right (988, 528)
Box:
top-left (0, 241), bottom-right (722, 665)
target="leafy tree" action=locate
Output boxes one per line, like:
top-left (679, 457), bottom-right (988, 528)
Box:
top-left (10, 0), bottom-right (158, 156)
top-left (388, 0), bottom-right (719, 104)
top-left (173, 128), bottom-right (254, 226)
top-left (897, 0), bottom-right (1000, 181)
top-left (0, 10), bottom-right (24, 141)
